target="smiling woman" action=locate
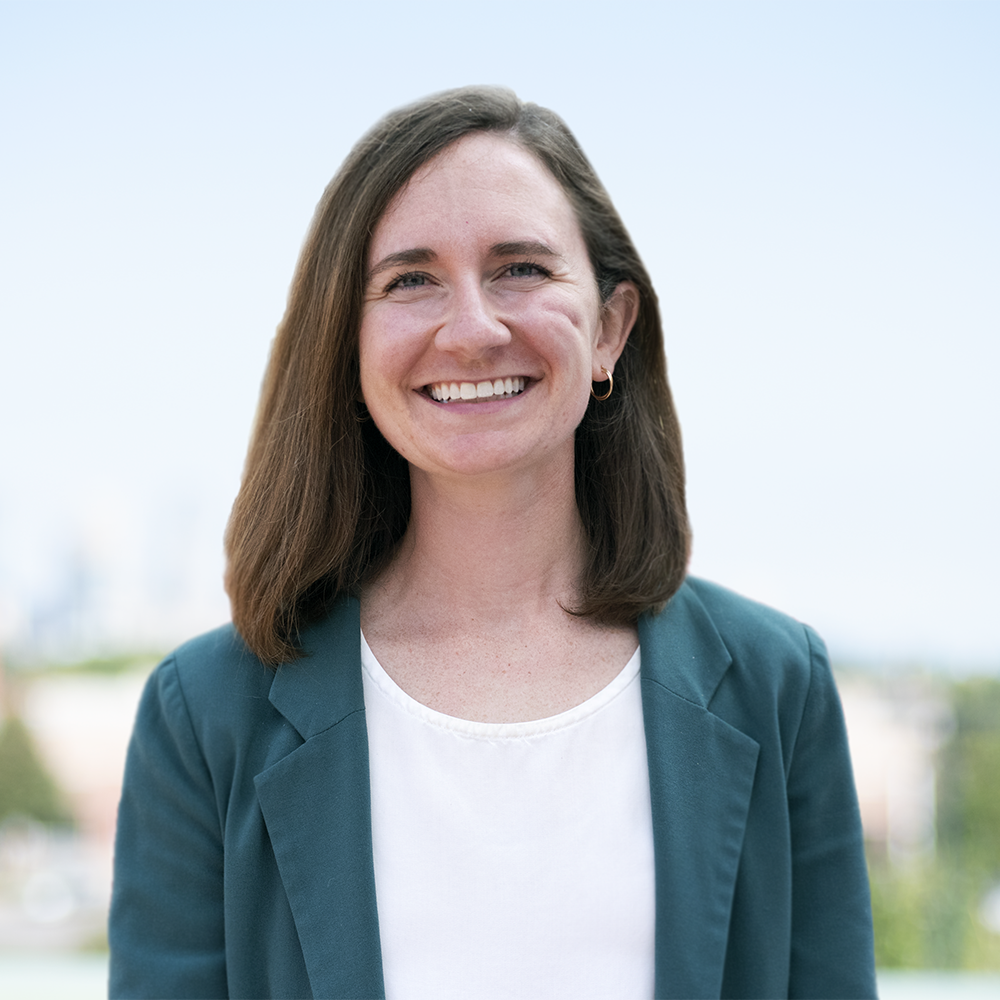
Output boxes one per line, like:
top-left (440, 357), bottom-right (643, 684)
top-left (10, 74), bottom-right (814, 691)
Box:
top-left (358, 133), bottom-right (634, 507)
top-left (109, 87), bottom-right (877, 1000)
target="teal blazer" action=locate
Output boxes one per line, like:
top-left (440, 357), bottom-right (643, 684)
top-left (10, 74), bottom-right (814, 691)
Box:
top-left (109, 578), bottom-right (876, 999)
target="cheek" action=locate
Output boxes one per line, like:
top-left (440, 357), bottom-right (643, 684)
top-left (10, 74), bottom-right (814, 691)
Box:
top-left (527, 284), bottom-right (601, 343)
top-left (359, 307), bottom-right (435, 397)
top-left (357, 347), bottom-right (412, 456)
top-left (357, 333), bottom-right (379, 396)
top-left (359, 324), bottom-right (406, 402)
top-left (565, 382), bottom-right (593, 434)
top-left (357, 350), bottom-right (380, 411)
top-left (528, 302), bottom-right (602, 386)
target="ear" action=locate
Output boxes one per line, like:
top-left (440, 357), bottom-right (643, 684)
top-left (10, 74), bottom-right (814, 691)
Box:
top-left (592, 281), bottom-right (639, 380)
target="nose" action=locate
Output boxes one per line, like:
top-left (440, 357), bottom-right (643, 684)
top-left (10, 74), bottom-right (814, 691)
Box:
top-left (434, 279), bottom-right (511, 359)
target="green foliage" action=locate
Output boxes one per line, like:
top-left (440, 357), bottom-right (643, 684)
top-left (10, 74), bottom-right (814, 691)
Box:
top-left (0, 715), bottom-right (74, 827)
top-left (871, 675), bottom-right (1000, 970)
top-left (870, 859), bottom-right (1000, 969)
top-left (937, 678), bottom-right (1000, 875)
top-left (870, 860), bottom-right (928, 968)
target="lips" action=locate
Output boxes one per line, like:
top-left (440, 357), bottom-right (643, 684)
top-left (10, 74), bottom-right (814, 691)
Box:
top-left (427, 376), bottom-right (527, 403)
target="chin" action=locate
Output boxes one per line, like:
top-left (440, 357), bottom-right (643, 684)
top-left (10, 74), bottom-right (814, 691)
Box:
top-left (411, 436), bottom-right (576, 483)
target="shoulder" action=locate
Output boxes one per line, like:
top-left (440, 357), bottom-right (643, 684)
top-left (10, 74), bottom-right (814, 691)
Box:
top-left (644, 577), bottom-right (823, 689)
top-left (682, 576), bottom-right (820, 668)
top-left (643, 577), bottom-right (832, 744)
top-left (138, 598), bottom-right (363, 770)
top-left (168, 622), bottom-right (274, 703)
top-left (133, 623), bottom-right (289, 779)
top-left (151, 623), bottom-right (276, 721)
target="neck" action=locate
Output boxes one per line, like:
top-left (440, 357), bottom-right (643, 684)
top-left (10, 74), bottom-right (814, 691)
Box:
top-left (367, 459), bottom-right (586, 628)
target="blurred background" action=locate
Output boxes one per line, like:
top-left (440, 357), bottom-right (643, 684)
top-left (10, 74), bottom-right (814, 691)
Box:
top-left (1, 1), bottom-right (998, 996)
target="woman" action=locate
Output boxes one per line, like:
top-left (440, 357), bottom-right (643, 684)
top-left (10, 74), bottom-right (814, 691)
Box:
top-left (109, 87), bottom-right (876, 999)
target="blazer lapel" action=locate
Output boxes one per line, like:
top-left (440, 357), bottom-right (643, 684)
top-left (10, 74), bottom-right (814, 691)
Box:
top-left (254, 597), bottom-right (385, 1000)
top-left (640, 584), bottom-right (760, 999)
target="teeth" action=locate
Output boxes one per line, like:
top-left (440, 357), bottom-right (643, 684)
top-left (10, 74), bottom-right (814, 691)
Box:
top-left (428, 377), bottom-right (526, 403)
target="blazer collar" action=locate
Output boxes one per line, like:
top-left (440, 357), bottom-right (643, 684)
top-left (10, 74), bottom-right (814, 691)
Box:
top-left (639, 579), bottom-right (733, 705)
top-left (257, 583), bottom-right (760, 1000)
top-left (267, 595), bottom-right (366, 740)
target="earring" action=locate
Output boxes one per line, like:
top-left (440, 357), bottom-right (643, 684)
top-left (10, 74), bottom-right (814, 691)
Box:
top-left (590, 366), bottom-right (613, 401)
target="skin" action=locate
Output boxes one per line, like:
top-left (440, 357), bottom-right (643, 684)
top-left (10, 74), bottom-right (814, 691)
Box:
top-left (359, 133), bottom-right (640, 723)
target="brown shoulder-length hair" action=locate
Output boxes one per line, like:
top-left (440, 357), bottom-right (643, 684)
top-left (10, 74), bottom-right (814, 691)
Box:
top-left (225, 85), bottom-right (690, 664)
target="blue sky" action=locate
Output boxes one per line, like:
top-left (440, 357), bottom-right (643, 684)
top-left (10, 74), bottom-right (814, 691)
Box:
top-left (1, 2), bottom-right (997, 666)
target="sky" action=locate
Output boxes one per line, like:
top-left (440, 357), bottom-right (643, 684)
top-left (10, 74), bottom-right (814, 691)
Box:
top-left (1, 1), bottom-right (997, 668)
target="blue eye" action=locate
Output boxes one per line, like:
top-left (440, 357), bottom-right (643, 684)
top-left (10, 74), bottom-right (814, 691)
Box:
top-left (506, 262), bottom-right (549, 279)
top-left (388, 272), bottom-right (428, 291)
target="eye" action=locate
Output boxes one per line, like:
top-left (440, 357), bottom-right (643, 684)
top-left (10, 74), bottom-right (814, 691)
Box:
top-left (386, 271), bottom-right (430, 292)
top-left (504, 261), bottom-right (550, 279)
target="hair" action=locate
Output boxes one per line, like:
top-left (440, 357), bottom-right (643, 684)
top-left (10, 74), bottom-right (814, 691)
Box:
top-left (225, 85), bottom-right (691, 665)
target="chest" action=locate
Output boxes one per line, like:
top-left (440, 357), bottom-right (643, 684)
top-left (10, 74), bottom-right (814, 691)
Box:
top-left (360, 617), bottom-right (640, 722)
top-left (361, 639), bottom-right (656, 999)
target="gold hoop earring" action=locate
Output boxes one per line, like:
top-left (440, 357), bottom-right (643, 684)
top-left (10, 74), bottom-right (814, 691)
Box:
top-left (591, 366), bottom-right (613, 401)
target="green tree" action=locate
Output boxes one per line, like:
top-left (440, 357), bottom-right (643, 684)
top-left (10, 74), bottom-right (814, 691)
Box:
top-left (870, 675), bottom-right (1000, 970)
top-left (937, 677), bottom-right (1000, 875)
top-left (0, 715), bottom-right (74, 826)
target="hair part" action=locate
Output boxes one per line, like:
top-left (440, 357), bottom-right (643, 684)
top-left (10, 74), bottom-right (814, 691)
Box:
top-left (225, 86), bottom-right (690, 664)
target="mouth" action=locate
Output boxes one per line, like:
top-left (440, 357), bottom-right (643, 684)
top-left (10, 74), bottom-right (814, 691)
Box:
top-left (425, 376), bottom-right (527, 403)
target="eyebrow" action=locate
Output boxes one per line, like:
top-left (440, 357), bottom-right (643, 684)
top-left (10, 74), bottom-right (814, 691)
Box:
top-left (367, 247), bottom-right (437, 281)
top-left (489, 240), bottom-right (562, 260)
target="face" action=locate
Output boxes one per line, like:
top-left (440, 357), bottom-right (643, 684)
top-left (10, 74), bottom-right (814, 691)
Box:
top-left (359, 132), bottom-right (633, 485)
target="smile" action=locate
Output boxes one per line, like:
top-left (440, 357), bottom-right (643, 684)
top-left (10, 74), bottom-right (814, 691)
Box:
top-left (427, 377), bottom-right (526, 403)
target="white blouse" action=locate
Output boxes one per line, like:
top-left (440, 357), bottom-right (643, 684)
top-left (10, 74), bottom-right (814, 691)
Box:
top-left (362, 631), bottom-right (656, 1000)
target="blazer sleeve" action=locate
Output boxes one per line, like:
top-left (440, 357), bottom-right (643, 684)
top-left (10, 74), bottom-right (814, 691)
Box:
top-left (786, 627), bottom-right (877, 999)
top-left (109, 657), bottom-right (228, 999)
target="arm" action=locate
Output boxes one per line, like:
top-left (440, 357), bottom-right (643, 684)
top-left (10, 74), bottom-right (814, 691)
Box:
top-left (109, 657), bottom-right (228, 999)
top-left (787, 627), bottom-right (877, 999)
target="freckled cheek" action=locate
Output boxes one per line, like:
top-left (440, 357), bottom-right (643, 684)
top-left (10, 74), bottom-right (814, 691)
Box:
top-left (359, 327), bottom-right (427, 402)
top-left (366, 304), bottom-right (441, 353)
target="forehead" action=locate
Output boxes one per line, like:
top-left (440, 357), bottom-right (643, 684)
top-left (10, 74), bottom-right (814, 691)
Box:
top-left (369, 133), bottom-right (584, 258)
